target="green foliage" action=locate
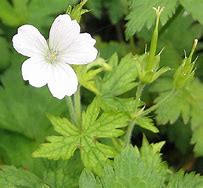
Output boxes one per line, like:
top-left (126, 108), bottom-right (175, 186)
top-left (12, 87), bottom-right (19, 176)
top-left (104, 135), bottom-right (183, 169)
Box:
top-left (0, 0), bottom-right (68, 28)
top-left (167, 171), bottom-right (203, 188)
top-left (80, 141), bottom-right (203, 188)
top-left (0, 130), bottom-right (36, 169)
top-left (0, 166), bottom-right (46, 188)
top-left (1, 0), bottom-right (203, 186)
top-left (0, 61), bottom-right (66, 140)
top-left (87, 0), bottom-right (128, 24)
top-left (125, 0), bottom-right (178, 39)
top-left (33, 99), bottom-right (128, 174)
top-left (0, 36), bottom-right (10, 70)
top-left (98, 54), bottom-right (137, 113)
top-left (152, 78), bottom-right (203, 156)
top-left (100, 53), bottom-right (137, 96)
top-left (180, 0), bottom-right (203, 25)
top-left (0, 157), bottom-right (83, 188)
top-left (165, 121), bottom-right (192, 154)
top-left (95, 37), bottom-right (130, 59)
top-left (37, 157), bottom-right (83, 188)
top-left (80, 141), bottom-right (167, 188)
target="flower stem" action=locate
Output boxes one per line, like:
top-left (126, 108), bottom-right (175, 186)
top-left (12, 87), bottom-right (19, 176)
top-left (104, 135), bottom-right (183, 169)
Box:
top-left (74, 85), bottom-right (82, 126)
top-left (141, 89), bottom-right (176, 117)
top-left (65, 96), bottom-right (75, 124)
top-left (124, 121), bottom-right (135, 147)
top-left (124, 82), bottom-right (145, 146)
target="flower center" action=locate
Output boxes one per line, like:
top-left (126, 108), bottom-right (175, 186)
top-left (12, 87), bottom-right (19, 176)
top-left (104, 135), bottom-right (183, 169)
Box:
top-left (47, 50), bottom-right (58, 64)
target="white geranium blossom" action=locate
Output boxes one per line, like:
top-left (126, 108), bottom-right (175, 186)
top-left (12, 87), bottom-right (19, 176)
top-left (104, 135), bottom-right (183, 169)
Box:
top-left (12, 14), bottom-right (97, 99)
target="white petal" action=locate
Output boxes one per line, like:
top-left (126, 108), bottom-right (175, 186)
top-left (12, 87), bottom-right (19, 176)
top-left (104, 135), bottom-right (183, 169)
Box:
top-left (59, 33), bottom-right (98, 65)
top-left (12, 25), bottom-right (48, 57)
top-left (48, 63), bottom-right (78, 99)
top-left (22, 57), bottom-right (52, 87)
top-left (49, 14), bottom-right (80, 53)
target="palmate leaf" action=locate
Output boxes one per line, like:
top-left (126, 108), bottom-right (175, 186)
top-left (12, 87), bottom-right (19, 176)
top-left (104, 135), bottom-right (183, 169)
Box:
top-left (0, 60), bottom-right (66, 140)
top-left (125, 0), bottom-right (178, 39)
top-left (79, 140), bottom-right (168, 188)
top-left (151, 78), bottom-right (203, 156)
top-left (0, 166), bottom-right (46, 188)
top-left (80, 141), bottom-right (203, 188)
top-left (33, 98), bottom-right (129, 174)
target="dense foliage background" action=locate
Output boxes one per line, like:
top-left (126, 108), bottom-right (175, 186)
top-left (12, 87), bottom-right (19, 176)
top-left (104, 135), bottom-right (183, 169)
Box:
top-left (0, 0), bottom-right (203, 187)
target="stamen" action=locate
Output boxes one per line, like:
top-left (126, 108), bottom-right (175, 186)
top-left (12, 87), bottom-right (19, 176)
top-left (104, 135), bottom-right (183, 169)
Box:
top-left (47, 50), bottom-right (58, 64)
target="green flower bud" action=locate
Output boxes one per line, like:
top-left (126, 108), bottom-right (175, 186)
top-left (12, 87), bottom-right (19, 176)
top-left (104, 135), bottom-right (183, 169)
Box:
top-left (173, 39), bottom-right (198, 90)
top-left (66, 0), bottom-right (89, 23)
top-left (135, 7), bottom-right (169, 84)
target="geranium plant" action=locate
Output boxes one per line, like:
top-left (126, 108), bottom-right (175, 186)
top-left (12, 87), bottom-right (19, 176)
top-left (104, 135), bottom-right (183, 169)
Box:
top-left (0, 0), bottom-right (203, 187)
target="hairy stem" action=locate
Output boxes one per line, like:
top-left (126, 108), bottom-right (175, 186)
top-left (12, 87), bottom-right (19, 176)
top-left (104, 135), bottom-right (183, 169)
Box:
top-left (124, 82), bottom-right (145, 146)
top-left (74, 85), bottom-right (82, 126)
top-left (66, 96), bottom-right (75, 124)
top-left (141, 89), bottom-right (176, 117)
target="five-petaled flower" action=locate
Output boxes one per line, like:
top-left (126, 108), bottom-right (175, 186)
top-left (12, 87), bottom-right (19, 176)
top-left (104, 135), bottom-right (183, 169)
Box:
top-left (12, 14), bottom-right (97, 99)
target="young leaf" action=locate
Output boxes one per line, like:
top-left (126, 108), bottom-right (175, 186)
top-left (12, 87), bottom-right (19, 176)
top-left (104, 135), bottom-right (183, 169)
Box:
top-left (125, 0), bottom-right (178, 39)
top-left (33, 99), bottom-right (129, 174)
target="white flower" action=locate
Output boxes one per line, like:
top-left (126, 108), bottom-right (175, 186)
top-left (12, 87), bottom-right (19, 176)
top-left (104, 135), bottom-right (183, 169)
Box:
top-left (12, 14), bottom-right (97, 99)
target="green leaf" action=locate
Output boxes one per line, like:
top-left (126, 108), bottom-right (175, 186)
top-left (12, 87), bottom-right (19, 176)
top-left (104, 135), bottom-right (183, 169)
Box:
top-left (165, 120), bottom-right (192, 154)
top-left (152, 79), bottom-right (203, 156)
top-left (104, 0), bottom-right (128, 24)
top-left (33, 115), bottom-right (80, 160)
top-left (0, 0), bottom-right (68, 27)
top-left (0, 130), bottom-right (36, 170)
top-left (95, 37), bottom-right (130, 59)
top-left (33, 99), bottom-right (129, 174)
top-left (125, 0), bottom-right (178, 39)
top-left (0, 0), bottom-right (28, 26)
top-left (86, 0), bottom-right (103, 18)
top-left (101, 53), bottom-right (137, 96)
top-left (87, 0), bottom-right (128, 24)
top-left (79, 141), bottom-right (168, 188)
top-left (80, 169), bottom-right (102, 188)
top-left (167, 170), bottom-right (203, 188)
top-left (0, 61), bottom-right (66, 140)
top-left (135, 116), bottom-right (159, 133)
top-left (159, 13), bottom-right (202, 54)
top-left (38, 156), bottom-right (83, 188)
top-left (0, 166), bottom-right (46, 188)
top-left (180, 0), bottom-right (203, 25)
